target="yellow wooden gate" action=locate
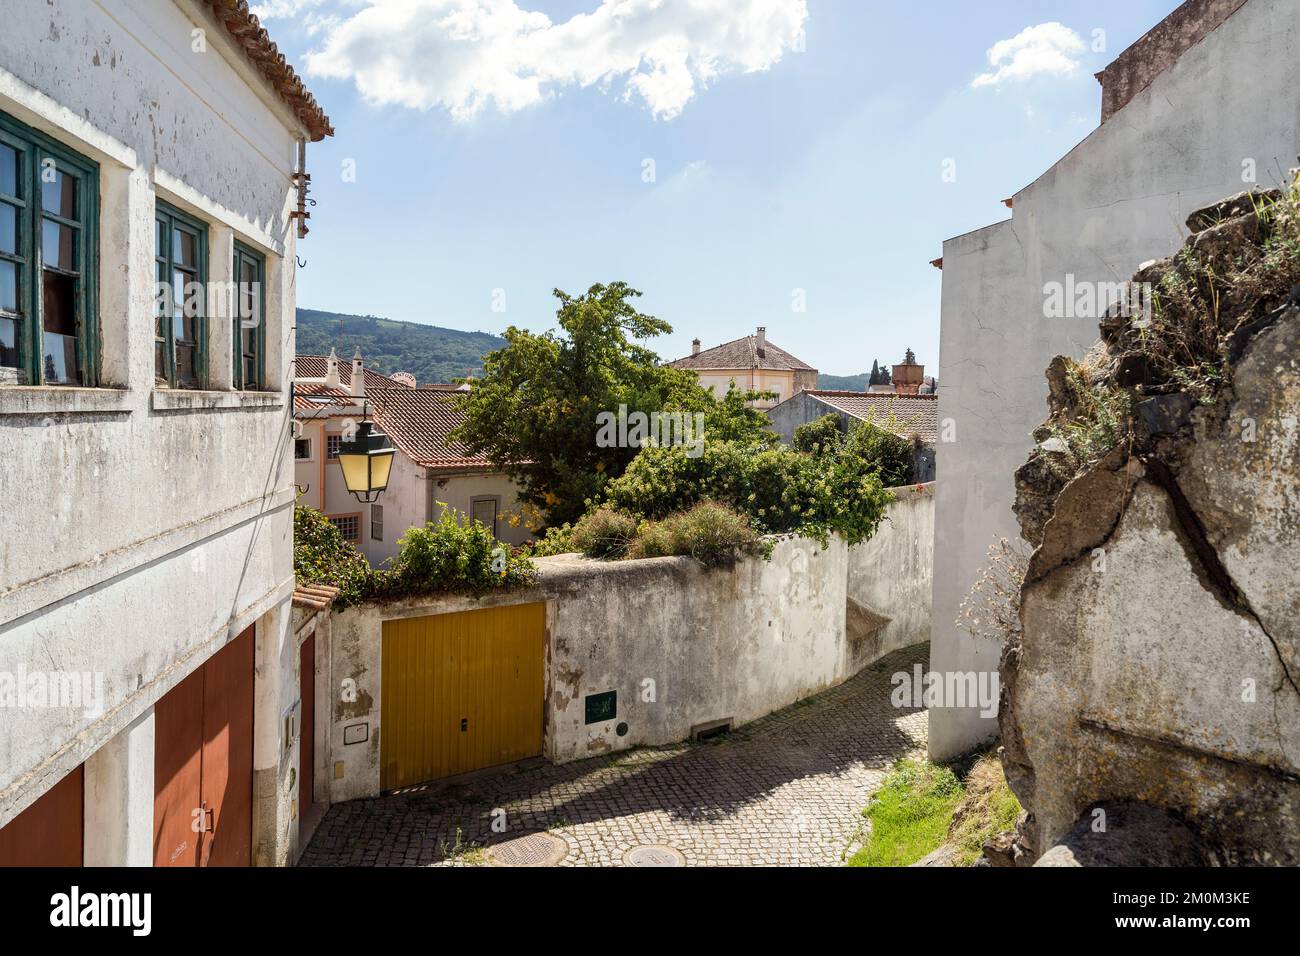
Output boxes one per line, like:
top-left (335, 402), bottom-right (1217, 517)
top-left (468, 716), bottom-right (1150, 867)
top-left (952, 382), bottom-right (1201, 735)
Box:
top-left (380, 602), bottom-right (545, 789)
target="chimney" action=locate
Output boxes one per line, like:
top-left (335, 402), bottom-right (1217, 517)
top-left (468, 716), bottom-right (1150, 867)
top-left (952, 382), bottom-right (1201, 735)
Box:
top-left (892, 348), bottom-right (924, 395)
top-left (755, 326), bottom-right (766, 356)
top-left (350, 346), bottom-right (366, 398)
top-left (323, 348), bottom-right (341, 388)
top-left (691, 338), bottom-right (701, 357)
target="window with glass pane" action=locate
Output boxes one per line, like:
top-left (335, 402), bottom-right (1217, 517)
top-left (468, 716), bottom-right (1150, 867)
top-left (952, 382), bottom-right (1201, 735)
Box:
top-left (233, 242), bottom-right (264, 389)
top-left (0, 110), bottom-right (98, 386)
top-left (154, 201), bottom-right (206, 388)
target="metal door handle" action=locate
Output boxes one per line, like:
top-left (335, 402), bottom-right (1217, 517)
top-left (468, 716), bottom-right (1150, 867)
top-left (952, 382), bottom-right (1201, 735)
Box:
top-left (460, 717), bottom-right (468, 732)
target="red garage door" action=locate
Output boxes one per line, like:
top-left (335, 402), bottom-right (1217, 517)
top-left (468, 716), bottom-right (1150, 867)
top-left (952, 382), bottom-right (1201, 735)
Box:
top-left (154, 625), bottom-right (254, 867)
top-left (0, 764), bottom-right (84, 866)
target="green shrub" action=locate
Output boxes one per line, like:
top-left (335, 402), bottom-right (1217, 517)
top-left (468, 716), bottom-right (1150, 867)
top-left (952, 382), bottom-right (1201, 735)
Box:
top-left (793, 413), bottom-right (843, 455)
top-left (629, 501), bottom-right (767, 567)
top-left (378, 506), bottom-right (537, 596)
top-left (520, 522), bottom-right (578, 557)
top-left (570, 506), bottom-right (639, 559)
top-left (293, 504), bottom-right (374, 607)
top-left (602, 437), bottom-right (892, 547)
top-left (842, 418), bottom-right (916, 488)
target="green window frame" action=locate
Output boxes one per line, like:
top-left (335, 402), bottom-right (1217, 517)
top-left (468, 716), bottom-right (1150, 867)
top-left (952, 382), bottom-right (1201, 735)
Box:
top-left (232, 241), bottom-right (265, 390)
top-left (0, 109), bottom-right (99, 387)
top-left (154, 201), bottom-right (208, 388)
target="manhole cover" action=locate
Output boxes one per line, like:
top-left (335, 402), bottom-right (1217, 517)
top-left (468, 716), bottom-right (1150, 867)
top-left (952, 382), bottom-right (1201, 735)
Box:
top-left (487, 832), bottom-right (568, 867)
top-left (623, 845), bottom-right (686, 867)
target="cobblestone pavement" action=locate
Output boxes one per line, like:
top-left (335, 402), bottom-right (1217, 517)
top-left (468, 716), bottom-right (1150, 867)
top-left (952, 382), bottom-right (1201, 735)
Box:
top-left (299, 643), bottom-right (929, 867)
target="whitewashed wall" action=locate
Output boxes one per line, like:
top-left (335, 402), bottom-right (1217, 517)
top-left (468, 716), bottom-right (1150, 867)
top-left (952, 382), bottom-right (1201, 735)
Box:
top-left (0, 0), bottom-right (309, 864)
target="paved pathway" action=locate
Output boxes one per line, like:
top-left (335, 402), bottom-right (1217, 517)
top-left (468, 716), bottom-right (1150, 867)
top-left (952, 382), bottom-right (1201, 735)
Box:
top-left (299, 643), bottom-right (928, 867)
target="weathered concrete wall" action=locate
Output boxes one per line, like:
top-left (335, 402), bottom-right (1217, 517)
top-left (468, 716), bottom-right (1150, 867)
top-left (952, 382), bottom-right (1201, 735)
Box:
top-left (847, 484), bottom-right (934, 666)
top-left (543, 535), bottom-right (849, 762)
top-left (0, 0), bottom-right (309, 867)
top-left (326, 533), bottom-right (866, 800)
top-left (930, 0), bottom-right (1300, 758)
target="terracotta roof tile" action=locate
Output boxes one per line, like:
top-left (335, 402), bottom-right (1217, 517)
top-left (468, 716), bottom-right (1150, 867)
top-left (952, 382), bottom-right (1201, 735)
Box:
top-left (200, 0), bottom-right (333, 141)
top-left (292, 583), bottom-right (340, 611)
top-left (295, 356), bottom-right (405, 392)
top-left (293, 382), bottom-right (354, 412)
top-left (668, 334), bottom-right (815, 372)
top-left (367, 387), bottom-right (494, 471)
top-left (798, 391), bottom-right (939, 444)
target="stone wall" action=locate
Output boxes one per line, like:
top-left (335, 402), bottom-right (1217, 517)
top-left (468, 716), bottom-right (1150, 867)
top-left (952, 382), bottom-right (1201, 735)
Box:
top-left (930, 0), bottom-right (1300, 759)
top-left (1002, 192), bottom-right (1300, 866)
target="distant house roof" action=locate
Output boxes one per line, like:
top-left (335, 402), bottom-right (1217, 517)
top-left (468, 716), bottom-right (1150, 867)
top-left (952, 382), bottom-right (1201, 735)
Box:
top-left (367, 387), bottom-right (494, 472)
top-left (793, 391), bottom-right (939, 444)
top-left (295, 355), bottom-right (406, 392)
top-left (199, 0), bottom-right (333, 141)
top-left (668, 334), bottom-right (815, 372)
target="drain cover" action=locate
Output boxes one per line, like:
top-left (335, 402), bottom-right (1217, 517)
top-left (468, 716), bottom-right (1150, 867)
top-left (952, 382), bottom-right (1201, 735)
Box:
top-left (487, 832), bottom-right (568, 867)
top-left (623, 845), bottom-right (686, 867)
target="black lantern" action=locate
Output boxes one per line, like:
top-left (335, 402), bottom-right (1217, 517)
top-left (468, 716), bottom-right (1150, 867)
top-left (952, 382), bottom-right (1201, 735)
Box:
top-left (337, 409), bottom-right (395, 503)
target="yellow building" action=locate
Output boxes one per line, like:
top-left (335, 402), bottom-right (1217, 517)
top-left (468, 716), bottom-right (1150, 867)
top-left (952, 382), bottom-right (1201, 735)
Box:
top-left (667, 326), bottom-right (817, 409)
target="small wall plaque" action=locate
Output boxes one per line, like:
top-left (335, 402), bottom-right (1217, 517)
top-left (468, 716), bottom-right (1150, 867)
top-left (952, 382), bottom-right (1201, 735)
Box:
top-left (343, 722), bottom-right (369, 745)
top-left (584, 690), bottom-right (617, 725)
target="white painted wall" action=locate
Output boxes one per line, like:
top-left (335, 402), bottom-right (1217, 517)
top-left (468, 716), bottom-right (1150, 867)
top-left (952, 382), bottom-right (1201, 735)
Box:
top-left (324, 535), bottom-right (857, 801)
top-left (847, 483), bottom-right (934, 662)
top-left (930, 0), bottom-right (1300, 758)
top-left (0, 0), bottom-right (310, 867)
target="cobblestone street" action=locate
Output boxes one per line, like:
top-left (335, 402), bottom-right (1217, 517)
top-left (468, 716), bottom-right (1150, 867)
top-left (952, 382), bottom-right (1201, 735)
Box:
top-left (299, 643), bottom-right (928, 867)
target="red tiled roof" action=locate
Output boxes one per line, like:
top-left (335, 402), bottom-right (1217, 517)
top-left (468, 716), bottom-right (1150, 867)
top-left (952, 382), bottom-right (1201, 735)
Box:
top-left (292, 381), bottom-right (354, 412)
top-left (292, 583), bottom-right (340, 612)
top-left (200, 1), bottom-right (333, 141)
top-left (295, 356), bottom-right (405, 392)
top-left (799, 391), bottom-right (938, 444)
top-left (668, 334), bottom-right (815, 372)
top-left (367, 387), bottom-right (494, 471)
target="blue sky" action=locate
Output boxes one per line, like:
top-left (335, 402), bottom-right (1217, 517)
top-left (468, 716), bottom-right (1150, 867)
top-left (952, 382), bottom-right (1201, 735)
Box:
top-left (259, 0), bottom-right (1181, 377)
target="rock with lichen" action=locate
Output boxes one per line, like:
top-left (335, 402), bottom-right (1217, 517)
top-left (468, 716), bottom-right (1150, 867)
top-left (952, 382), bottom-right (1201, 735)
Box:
top-left (1002, 181), bottom-right (1300, 866)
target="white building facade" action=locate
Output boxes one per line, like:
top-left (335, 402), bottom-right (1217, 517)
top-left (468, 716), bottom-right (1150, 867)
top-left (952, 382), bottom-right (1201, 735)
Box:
top-left (0, 0), bottom-right (331, 865)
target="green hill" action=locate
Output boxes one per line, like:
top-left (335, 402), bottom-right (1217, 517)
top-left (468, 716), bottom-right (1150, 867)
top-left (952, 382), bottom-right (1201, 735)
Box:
top-left (817, 372), bottom-right (871, 391)
top-left (296, 308), bottom-right (506, 384)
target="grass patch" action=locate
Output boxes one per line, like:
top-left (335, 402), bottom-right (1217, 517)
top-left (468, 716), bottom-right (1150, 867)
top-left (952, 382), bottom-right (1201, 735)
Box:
top-left (848, 759), bottom-right (962, 867)
top-left (847, 753), bottom-right (1021, 867)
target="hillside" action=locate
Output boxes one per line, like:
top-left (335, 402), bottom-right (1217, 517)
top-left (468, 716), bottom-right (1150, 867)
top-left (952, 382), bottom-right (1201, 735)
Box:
top-left (817, 372), bottom-right (871, 391)
top-left (296, 308), bottom-right (506, 384)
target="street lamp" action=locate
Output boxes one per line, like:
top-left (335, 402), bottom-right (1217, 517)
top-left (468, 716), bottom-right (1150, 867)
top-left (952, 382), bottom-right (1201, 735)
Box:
top-left (337, 406), bottom-right (395, 503)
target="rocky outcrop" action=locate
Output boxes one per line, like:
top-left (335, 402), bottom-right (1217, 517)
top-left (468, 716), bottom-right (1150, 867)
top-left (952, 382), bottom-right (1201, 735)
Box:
top-left (1003, 184), bottom-right (1300, 866)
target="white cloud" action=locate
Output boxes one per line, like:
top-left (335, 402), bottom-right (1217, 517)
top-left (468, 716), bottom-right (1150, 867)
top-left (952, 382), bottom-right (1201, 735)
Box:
top-left (251, 0), bottom-right (329, 18)
top-left (970, 22), bottom-right (1086, 89)
top-left (302, 0), bottom-right (808, 121)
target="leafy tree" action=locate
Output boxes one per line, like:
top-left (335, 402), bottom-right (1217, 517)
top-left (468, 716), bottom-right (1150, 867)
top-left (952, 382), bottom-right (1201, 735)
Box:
top-left (868, 360), bottom-right (881, 386)
top-left (793, 412), bottom-right (844, 454)
top-left (451, 282), bottom-right (705, 526)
